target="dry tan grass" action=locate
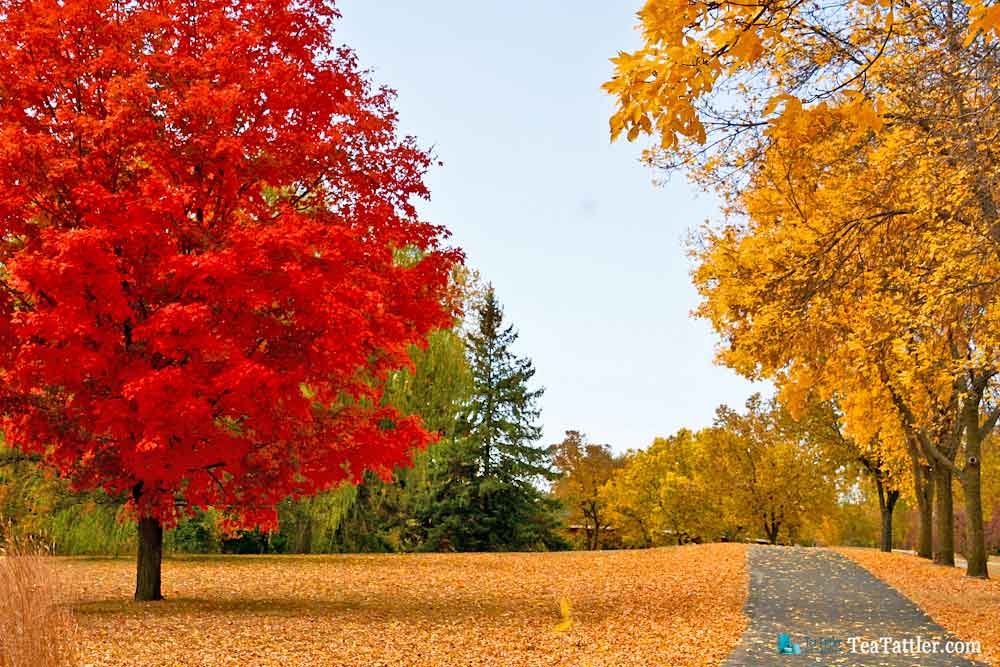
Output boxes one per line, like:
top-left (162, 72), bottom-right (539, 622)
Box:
top-left (0, 540), bottom-right (78, 667)
top-left (58, 543), bottom-right (748, 667)
top-left (837, 547), bottom-right (1000, 666)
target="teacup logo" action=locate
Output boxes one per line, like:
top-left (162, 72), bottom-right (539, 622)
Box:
top-left (777, 633), bottom-right (802, 655)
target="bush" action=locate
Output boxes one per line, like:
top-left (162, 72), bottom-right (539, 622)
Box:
top-left (166, 510), bottom-right (220, 554)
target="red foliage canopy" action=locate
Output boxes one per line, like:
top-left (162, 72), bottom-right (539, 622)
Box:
top-left (0, 0), bottom-right (460, 527)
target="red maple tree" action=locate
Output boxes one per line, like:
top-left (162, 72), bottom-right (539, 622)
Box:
top-left (0, 0), bottom-right (459, 600)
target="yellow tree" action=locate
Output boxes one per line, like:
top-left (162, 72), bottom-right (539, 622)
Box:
top-left (693, 129), bottom-right (988, 567)
top-left (550, 431), bottom-right (622, 550)
top-left (602, 429), bottom-right (725, 546)
top-left (607, 0), bottom-right (1000, 577)
top-left (690, 110), bottom-right (998, 572)
top-left (702, 397), bottom-right (837, 544)
top-left (787, 398), bottom-right (909, 552)
top-left (601, 449), bottom-right (663, 547)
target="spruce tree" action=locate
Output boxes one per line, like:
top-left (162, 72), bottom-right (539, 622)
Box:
top-left (463, 288), bottom-right (549, 481)
top-left (422, 288), bottom-right (564, 551)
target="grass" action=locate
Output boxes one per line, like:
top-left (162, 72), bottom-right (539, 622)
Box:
top-left (0, 541), bottom-right (78, 667)
top-left (838, 547), bottom-right (1000, 666)
top-left (57, 544), bottom-right (748, 667)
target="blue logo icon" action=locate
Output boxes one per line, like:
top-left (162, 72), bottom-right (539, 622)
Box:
top-left (777, 633), bottom-right (802, 655)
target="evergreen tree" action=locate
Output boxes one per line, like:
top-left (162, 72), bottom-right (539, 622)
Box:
top-left (464, 289), bottom-right (548, 479)
top-left (422, 288), bottom-right (565, 551)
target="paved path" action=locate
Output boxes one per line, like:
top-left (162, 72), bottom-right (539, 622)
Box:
top-left (724, 546), bottom-right (987, 666)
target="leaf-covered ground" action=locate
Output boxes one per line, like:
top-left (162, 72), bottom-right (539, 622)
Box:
top-left (837, 548), bottom-right (1000, 666)
top-left (57, 543), bottom-right (748, 667)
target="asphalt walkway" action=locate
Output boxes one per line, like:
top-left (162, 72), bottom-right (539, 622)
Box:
top-left (724, 546), bottom-right (987, 666)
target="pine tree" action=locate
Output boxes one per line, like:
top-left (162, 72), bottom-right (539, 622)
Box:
top-left (463, 289), bottom-right (549, 481)
top-left (421, 288), bottom-right (564, 551)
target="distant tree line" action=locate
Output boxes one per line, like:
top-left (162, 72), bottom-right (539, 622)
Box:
top-left (5, 285), bottom-right (1000, 556)
top-left (551, 397), bottom-right (1000, 555)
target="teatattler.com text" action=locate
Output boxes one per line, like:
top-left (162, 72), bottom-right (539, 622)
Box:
top-left (848, 636), bottom-right (982, 656)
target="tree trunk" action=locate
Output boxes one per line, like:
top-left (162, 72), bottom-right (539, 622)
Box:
top-left (961, 465), bottom-right (989, 578)
top-left (914, 463), bottom-right (935, 559)
top-left (764, 513), bottom-right (780, 545)
top-left (961, 403), bottom-right (989, 578)
top-left (301, 518), bottom-right (313, 554)
top-left (135, 517), bottom-right (164, 602)
top-left (933, 467), bottom-right (955, 566)
top-left (584, 503), bottom-right (602, 550)
top-left (875, 476), bottom-right (899, 553)
top-left (876, 477), bottom-right (888, 552)
top-left (877, 486), bottom-right (899, 553)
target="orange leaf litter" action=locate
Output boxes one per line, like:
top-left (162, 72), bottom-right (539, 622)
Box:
top-left (57, 543), bottom-right (747, 667)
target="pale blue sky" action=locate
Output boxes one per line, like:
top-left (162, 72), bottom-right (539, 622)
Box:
top-left (334, 2), bottom-right (761, 453)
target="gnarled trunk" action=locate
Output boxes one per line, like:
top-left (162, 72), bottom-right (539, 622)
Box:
top-left (135, 517), bottom-right (164, 602)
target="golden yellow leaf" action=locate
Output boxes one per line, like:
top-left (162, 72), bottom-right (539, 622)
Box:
top-left (552, 596), bottom-right (573, 632)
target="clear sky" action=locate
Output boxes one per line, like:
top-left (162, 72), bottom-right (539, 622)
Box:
top-left (334, 2), bottom-right (762, 454)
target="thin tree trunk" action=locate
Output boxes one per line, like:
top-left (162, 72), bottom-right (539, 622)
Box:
top-left (301, 517), bottom-right (314, 554)
top-left (873, 474), bottom-right (900, 553)
top-left (764, 513), bottom-right (780, 544)
top-left (638, 518), bottom-right (651, 548)
top-left (135, 517), bottom-right (164, 602)
top-left (876, 477), bottom-right (888, 551)
top-left (933, 467), bottom-right (955, 566)
top-left (300, 497), bottom-right (315, 553)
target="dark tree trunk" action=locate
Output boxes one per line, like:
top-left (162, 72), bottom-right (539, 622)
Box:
top-left (961, 462), bottom-right (989, 578)
top-left (583, 503), bottom-right (602, 550)
top-left (301, 518), bottom-right (313, 554)
top-left (764, 513), bottom-right (780, 545)
top-left (961, 464), bottom-right (988, 578)
top-left (933, 467), bottom-right (955, 567)
top-left (135, 517), bottom-right (164, 602)
top-left (961, 402), bottom-right (989, 578)
top-left (636, 517), bottom-right (651, 548)
top-left (914, 463), bottom-right (935, 559)
top-left (876, 482), bottom-right (899, 553)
